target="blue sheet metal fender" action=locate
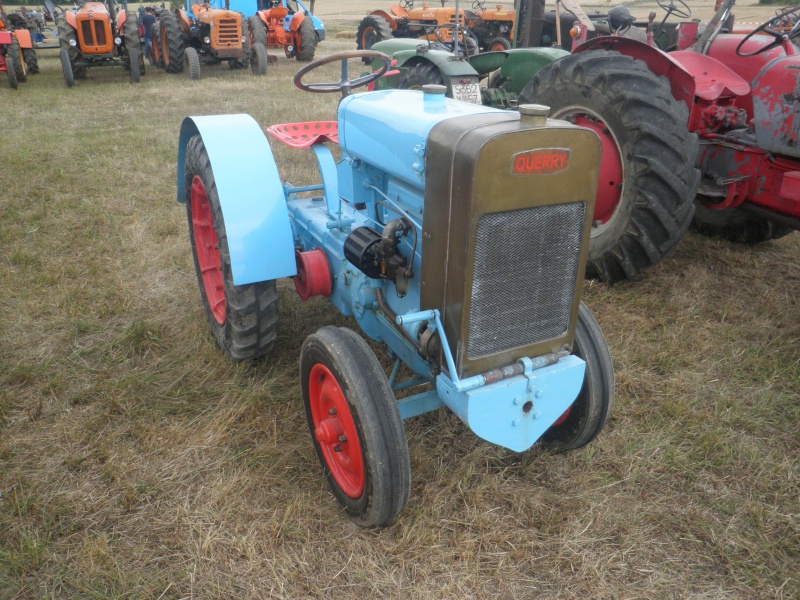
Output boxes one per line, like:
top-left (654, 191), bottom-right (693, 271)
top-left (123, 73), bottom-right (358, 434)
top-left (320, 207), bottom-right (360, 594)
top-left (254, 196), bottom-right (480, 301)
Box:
top-left (177, 114), bottom-right (297, 286)
top-left (436, 355), bottom-right (586, 452)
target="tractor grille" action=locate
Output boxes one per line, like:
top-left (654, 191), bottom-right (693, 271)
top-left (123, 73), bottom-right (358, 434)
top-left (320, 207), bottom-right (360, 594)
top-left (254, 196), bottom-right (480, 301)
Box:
top-left (216, 19), bottom-right (241, 46)
top-left (80, 19), bottom-right (108, 48)
top-left (466, 202), bottom-right (585, 359)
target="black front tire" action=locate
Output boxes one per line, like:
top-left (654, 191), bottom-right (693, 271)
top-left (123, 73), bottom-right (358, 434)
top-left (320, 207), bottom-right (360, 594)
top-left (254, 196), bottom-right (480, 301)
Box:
top-left (297, 18), bottom-right (318, 61)
top-left (184, 135), bottom-right (279, 361)
top-left (300, 326), bottom-right (411, 527)
top-left (520, 50), bottom-right (700, 283)
top-left (59, 48), bottom-right (74, 87)
top-left (129, 47), bottom-right (141, 83)
top-left (23, 48), bottom-right (39, 74)
top-left (6, 55), bottom-right (18, 89)
top-left (540, 303), bottom-right (614, 451)
top-left (251, 43), bottom-right (268, 75)
top-left (692, 202), bottom-right (794, 244)
top-left (185, 47), bottom-right (201, 80)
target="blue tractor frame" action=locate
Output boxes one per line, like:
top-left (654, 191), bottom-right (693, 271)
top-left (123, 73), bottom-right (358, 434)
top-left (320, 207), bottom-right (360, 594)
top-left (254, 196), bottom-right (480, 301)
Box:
top-left (176, 51), bottom-right (615, 527)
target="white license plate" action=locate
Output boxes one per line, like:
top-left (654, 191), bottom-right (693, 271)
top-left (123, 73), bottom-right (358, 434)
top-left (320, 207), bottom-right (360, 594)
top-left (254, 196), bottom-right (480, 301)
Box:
top-left (452, 82), bottom-right (481, 104)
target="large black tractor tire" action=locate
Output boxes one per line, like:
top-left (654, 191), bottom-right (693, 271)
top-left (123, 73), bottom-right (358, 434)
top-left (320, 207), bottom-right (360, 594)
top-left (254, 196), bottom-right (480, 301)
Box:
top-left (123, 15), bottom-right (145, 75)
top-left (251, 42), bottom-right (268, 76)
top-left (5, 55), bottom-right (18, 89)
top-left (399, 62), bottom-right (444, 89)
top-left (356, 15), bottom-right (392, 53)
top-left (520, 50), bottom-right (700, 283)
top-left (248, 15), bottom-right (268, 49)
top-left (185, 46), bottom-right (201, 80)
top-left (300, 326), bottom-right (411, 528)
top-left (692, 202), bottom-right (795, 244)
top-left (10, 38), bottom-right (27, 82)
top-left (540, 302), bottom-right (615, 451)
top-left (184, 135), bottom-right (279, 361)
top-left (296, 18), bottom-right (318, 61)
top-left (56, 13), bottom-right (86, 79)
top-left (23, 48), bottom-right (38, 74)
top-left (230, 18), bottom-right (251, 69)
top-left (59, 48), bottom-right (74, 87)
top-left (160, 11), bottom-right (185, 73)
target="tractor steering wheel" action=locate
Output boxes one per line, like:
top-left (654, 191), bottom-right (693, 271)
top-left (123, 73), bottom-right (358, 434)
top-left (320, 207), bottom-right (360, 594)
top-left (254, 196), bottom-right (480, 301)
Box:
top-left (736, 5), bottom-right (800, 56)
top-left (293, 51), bottom-right (392, 96)
top-left (434, 24), bottom-right (479, 56)
top-left (656, 0), bottom-right (691, 20)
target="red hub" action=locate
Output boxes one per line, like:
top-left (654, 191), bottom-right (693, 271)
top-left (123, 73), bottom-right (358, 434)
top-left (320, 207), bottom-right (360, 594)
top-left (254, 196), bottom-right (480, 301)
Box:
top-left (190, 176), bottom-right (226, 326)
top-left (573, 115), bottom-right (624, 227)
top-left (308, 364), bottom-right (364, 498)
top-left (294, 248), bottom-right (332, 301)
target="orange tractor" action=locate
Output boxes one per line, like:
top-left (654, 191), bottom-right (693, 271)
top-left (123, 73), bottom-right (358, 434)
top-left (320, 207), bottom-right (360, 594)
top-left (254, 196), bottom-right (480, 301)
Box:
top-left (0, 2), bottom-right (36, 87)
top-left (356, 0), bottom-right (516, 55)
top-left (247, 0), bottom-right (324, 62)
top-left (152, 0), bottom-right (267, 80)
top-left (47, 0), bottom-right (143, 87)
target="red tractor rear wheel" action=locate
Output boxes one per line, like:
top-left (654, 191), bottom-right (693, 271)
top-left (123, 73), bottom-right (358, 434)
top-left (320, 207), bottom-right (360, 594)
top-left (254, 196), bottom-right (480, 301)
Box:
top-left (300, 326), bottom-right (411, 527)
top-left (184, 135), bottom-right (278, 360)
top-left (521, 50), bottom-right (700, 283)
top-left (296, 17), bottom-right (317, 61)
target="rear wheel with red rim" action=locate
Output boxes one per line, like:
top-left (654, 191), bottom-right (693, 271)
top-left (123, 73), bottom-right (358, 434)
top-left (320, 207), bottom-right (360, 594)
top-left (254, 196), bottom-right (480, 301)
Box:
top-left (184, 134), bottom-right (279, 361)
top-left (301, 326), bottom-right (410, 527)
top-left (520, 50), bottom-right (700, 283)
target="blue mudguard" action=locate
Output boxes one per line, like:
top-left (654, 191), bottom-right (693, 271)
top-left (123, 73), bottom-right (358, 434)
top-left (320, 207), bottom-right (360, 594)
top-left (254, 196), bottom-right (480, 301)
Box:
top-left (436, 355), bottom-right (586, 452)
top-left (177, 114), bottom-right (297, 285)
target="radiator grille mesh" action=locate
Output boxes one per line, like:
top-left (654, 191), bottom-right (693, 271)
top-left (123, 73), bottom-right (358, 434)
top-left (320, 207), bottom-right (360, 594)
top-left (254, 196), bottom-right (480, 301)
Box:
top-left (466, 202), bottom-right (585, 359)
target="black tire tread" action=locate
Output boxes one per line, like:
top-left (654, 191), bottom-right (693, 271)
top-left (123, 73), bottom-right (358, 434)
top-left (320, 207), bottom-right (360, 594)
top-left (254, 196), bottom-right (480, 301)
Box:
top-left (520, 50), bottom-right (700, 283)
top-left (251, 42), bottom-right (267, 75)
top-left (540, 303), bottom-right (614, 451)
top-left (356, 15), bottom-right (392, 51)
top-left (184, 135), bottom-right (278, 361)
top-left (123, 14), bottom-right (145, 74)
top-left (10, 38), bottom-right (26, 82)
top-left (297, 17), bottom-right (317, 61)
top-left (300, 326), bottom-right (410, 527)
top-left (248, 15), bottom-right (268, 49)
top-left (23, 47), bottom-right (38, 74)
top-left (692, 202), bottom-right (795, 243)
top-left (160, 11), bottom-right (185, 73)
top-left (399, 62), bottom-right (444, 89)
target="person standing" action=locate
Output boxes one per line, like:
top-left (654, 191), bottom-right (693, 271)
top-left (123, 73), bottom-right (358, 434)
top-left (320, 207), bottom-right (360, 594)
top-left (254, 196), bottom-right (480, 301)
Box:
top-left (140, 7), bottom-right (157, 62)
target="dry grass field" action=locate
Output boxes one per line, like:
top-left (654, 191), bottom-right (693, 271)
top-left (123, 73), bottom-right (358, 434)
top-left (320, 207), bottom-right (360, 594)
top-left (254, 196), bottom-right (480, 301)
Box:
top-left (2, 4), bottom-right (799, 598)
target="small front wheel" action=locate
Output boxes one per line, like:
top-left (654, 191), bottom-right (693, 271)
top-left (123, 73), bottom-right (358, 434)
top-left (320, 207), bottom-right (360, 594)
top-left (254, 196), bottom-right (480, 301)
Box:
top-left (540, 303), bottom-right (615, 451)
top-left (59, 48), bottom-right (74, 88)
top-left (185, 47), bottom-right (201, 80)
top-left (301, 326), bottom-right (411, 527)
top-left (251, 42), bottom-right (268, 76)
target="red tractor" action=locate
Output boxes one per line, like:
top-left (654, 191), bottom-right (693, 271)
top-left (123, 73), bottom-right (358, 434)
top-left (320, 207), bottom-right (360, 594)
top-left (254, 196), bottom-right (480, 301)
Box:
top-left (520, 0), bottom-right (800, 281)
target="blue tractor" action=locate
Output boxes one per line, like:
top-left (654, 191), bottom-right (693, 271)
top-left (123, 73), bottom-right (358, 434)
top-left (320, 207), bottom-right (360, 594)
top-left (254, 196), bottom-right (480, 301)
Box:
top-left (176, 51), bottom-right (615, 526)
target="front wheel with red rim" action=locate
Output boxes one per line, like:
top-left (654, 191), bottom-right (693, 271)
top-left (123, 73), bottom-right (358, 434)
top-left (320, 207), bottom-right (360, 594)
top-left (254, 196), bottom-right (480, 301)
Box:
top-left (540, 302), bottom-right (614, 451)
top-left (301, 326), bottom-right (411, 527)
top-left (184, 134), bottom-right (279, 361)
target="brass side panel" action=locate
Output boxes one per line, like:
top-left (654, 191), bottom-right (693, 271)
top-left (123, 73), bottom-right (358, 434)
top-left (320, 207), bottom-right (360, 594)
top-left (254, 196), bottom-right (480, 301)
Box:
top-left (420, 114), bottom-right (601, 379)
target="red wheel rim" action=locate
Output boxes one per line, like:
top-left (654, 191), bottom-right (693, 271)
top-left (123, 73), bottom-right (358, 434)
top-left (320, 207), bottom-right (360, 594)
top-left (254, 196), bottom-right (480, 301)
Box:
top-left (308, 363), bottom-right (365, 498)
top-left (190, 175), bottom-right (226, 326)
top-left (572, 114), bottom-right (624, 229)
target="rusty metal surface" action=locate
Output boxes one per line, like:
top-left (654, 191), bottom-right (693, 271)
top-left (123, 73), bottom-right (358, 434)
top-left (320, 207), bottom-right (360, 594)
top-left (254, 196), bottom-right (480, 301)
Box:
top-left (420, 113), bottom-right (600, 379)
